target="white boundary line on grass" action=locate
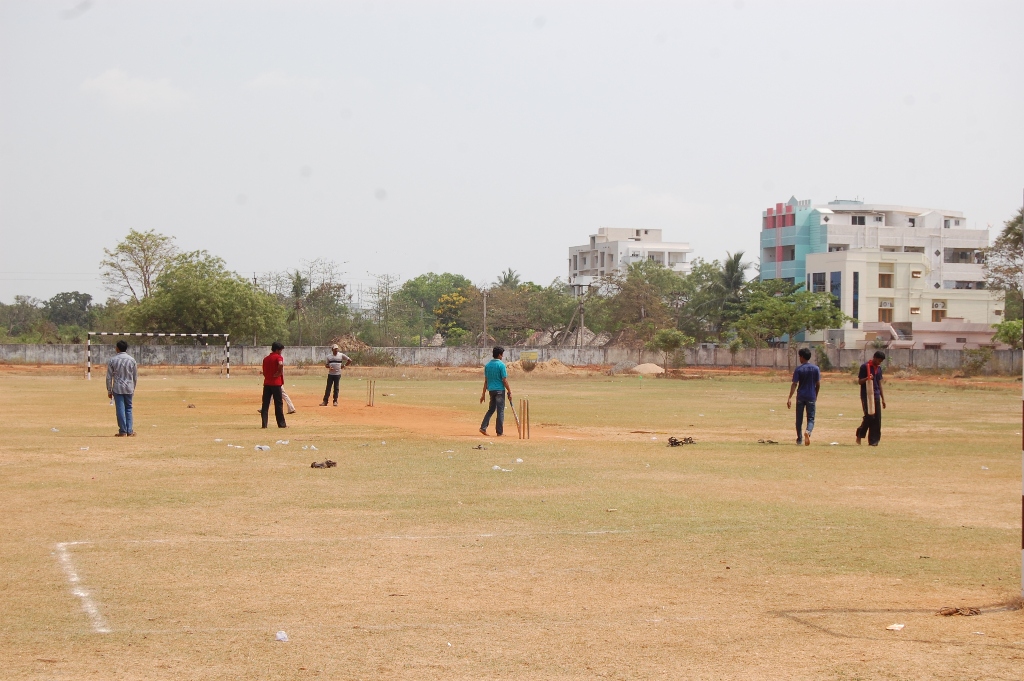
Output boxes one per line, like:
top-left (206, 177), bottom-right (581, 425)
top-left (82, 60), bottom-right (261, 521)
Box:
top-left (51, 529), bottom-right (631, 634)
top-left (53, 542), bottom-right (111, 634)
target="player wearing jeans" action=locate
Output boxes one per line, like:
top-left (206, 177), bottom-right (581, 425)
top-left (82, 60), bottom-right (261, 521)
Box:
top-left (260, 342), bottom-right (287, 429)
top-left (856, 351), bottom-right (887, 446)
top-left (479, 346), bottom-right (511, 436)
top-left (787, 347), bottom-right (820, 446)
top-left (106, 340), bottom-right (138, 437)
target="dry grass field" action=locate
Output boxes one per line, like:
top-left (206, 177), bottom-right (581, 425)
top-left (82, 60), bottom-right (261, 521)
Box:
top-left (2, 364), bottom-right (1023, 680)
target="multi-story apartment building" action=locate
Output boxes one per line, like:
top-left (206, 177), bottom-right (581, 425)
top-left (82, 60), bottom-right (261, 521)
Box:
top-left (568, 228), bottom-right (693, 290)
top-left (759, 197), bottom-right (1002, 348)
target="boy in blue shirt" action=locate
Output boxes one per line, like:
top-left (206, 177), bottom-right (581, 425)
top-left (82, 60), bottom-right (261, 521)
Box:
top-left (787, 347), bottom-right (821, 446)
top-left (480, 346), bottom-right (512, 436)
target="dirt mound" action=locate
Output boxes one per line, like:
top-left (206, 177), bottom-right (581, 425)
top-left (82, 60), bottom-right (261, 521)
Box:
top-left (329, 334), bottom-right (370, 352)
top-left (506, 358), bottom-right (576, 376)
top-left (629, 363), bottom-right (665, 375)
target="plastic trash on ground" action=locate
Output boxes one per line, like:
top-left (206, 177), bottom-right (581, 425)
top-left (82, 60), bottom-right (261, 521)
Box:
top-left (80, 447), bottom-right (89, 451)
top-left (255, 445), bottom-right (271, 451)
top-left (886, 623), bottom-right (904, 631)
top-left (276, 440), bottom-right (289, 445)
top-left (275, 630), bottom-right (289, 642)
top-left (516, 458), bottom-right (523, 463)
top-left (214, 438), bottom-right (223, 442)
top-left (51, 428), bottom-right (59, 432)
top-left (492, 465), bottom-right (501, 470)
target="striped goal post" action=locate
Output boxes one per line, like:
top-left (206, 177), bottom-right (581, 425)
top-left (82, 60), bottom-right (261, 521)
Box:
top-left (86, 332), bottom-right (230, 380)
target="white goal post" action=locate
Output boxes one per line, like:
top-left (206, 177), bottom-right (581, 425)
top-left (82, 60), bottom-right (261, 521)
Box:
top-left (86, 332), bottom-right (230, 380)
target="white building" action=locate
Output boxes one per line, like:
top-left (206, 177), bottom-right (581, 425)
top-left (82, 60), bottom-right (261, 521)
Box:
top-left (759, 197), bottom-right (1002, 348)
top-left (568, 228), bottom-right (693, 289)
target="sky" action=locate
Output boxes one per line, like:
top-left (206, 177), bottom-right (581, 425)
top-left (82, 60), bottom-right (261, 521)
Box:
top-left (1, 0), bottom-right (1022, 304)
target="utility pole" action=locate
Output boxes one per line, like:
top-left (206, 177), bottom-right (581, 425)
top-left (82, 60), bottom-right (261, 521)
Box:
top-left (482, 289), bottom-right (488, 346)
top-left (253, 273), bottom-right (259, 346)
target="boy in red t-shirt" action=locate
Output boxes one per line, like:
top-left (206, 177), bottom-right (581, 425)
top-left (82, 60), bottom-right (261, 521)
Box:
top-left (260, 342), bottom-right (287, 428)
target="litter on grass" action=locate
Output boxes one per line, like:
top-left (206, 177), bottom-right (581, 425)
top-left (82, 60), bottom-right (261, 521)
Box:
top-left (51, 428), bottom-right (59, 432)
top-left (886, 624), bottom-right (905, 631)
top-left (275, 440), bottom-right (289, 445)
top-left (311, 460), bottom-right (337, 469)
top-left (757, 439), bottom-right (779, 445)
top-left (275, 631), bottom-right (289, 642)
top-left (254, 445), bottom-right (271, 451)
top-left (981, 466), bottom-right (989, 470)
top-left (443, 450), bottom-right (455, 453)
top-left (214, 438), bottom-right (223, 442)
top-left (938, 607), bottom-right (980, 616)
top-left (516, 458), bottom-right (523, 463)
top-left (830, 442), bottom-right (840, 446)
top-left (473, 445), bottom-right (487, 450)
top-left (492, 465), bottom-right (501, 470)
top-left (79, 447), bottom-right (89, 451)
top-left (187, 404), bottom-right (196, 409)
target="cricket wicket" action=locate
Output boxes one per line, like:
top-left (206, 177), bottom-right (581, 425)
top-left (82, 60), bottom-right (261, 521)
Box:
top-left (366, 379), bottom-right (375, 407)
top-left (519, 398), bottom-right (530, 439)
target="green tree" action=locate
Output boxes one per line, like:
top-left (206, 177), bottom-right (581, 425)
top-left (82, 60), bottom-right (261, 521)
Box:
top-left (647, 328), bottom-right (695, 368)
top-left (601, 261), bottom-right (678, 342)
top-left (394, 272), bottom-right (472, 341)
top-left (993, 319), bottom-right (1022, 349)
top-left (100, 229), bottom-right (178, 302)
top-left (732, 279), bottom-right (848, 351)
top-left (43, 291), bottom-right (93, 328)
top-left (128, 250), bottom-right (287, 343)
top-left (494, 268), bottom-right (522, 289)
top-left (434, 291), bottom-right (469, 339)
top-left (985, 207), bottom-right (1023, 320)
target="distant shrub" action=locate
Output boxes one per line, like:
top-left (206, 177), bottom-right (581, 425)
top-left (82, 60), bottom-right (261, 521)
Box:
top-left (814, 345), bottom-right (833, 372)
top-left (349, 349), bottom-right (398, 367)
top-left (960, 347), bottom-right (993, 377)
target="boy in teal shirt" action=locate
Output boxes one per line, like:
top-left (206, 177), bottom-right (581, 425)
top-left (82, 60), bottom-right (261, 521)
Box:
top-left (480, 346), bottom-right (512, 436)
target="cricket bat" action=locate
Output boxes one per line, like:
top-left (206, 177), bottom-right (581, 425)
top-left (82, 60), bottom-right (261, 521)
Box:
top-left (508, 398), bottom-right (522, 436)
top-left (865, 374), bottom-right (876, 416)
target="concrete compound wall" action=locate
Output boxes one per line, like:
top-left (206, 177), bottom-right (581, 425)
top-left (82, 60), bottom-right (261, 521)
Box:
top-left (1, 343), bottom-right (1021, 375)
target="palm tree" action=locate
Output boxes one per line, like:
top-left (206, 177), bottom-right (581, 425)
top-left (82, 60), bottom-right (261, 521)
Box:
top-left (288, 271), bottom-right (309, 345)
top-left (494, 268), bottom-right (521, 289)
top-left (718, 251), bottom-right (750, 305)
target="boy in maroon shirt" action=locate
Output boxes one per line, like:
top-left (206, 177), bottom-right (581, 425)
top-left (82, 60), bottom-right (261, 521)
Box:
top-left (260, 342), bottom-right (287, 428)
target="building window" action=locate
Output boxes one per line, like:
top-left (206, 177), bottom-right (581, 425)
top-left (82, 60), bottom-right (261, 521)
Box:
top-left (581, 256), bottom-right (587, 266)
top-left (635, 230), bottom-right (641, 237)
top-left (830, 272), bottom-right (842, 305)
top-left (911, 271), bottom-right (922, 278)
top-left (573, 255), bottom-right (578, 270)
top-left (954, 220), bottom-right (960, 227)
top-left (873, 216), bottom-right (883, 223)
top-left (951, 280), bottom-right (984, 290)
top-left (944, 248), bottom-right (984, 264)
top-left (828, 244), bottom-right (848, 252)
top-left (943, 219), bottom-right (950, 228)
top-left (908, 217), bottom-right (916, 227)
top-left (811, 272), bottom-right (826, 293)
top-left (878, 308), bottom-right (893, 323)
top-left (852, 272), bottom-right (859, 328)
top-left (782, 246), bottom-right (796, 261)
top-left (932, 309), bottom-right (946, 322)
top-left (851, 216), bottom-right (866, 225)
top-left (878, 273), bottom-right (894, 288)
top-left (904, 246), bottom-right (924, 253)
top-left (910, 307), bottom-right (920, 315)
top-left (600, 252), bottom-right (605, 267)
top-left (955, 337), bottom-right (967, 344)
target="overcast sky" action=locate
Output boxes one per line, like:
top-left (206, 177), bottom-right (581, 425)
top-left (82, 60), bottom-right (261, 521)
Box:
top-left (1, 0), bottom-right (1022, 304)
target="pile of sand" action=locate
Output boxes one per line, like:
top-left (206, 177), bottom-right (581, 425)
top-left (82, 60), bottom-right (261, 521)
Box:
top-left (506, 358), bottom-right (576, 375)
top-left (329, 334), bottom-right (370, 352)
top-left (629, 363), bottom-right (665, 375)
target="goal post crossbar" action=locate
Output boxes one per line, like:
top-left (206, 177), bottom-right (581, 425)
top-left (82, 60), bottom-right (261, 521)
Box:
top-left (86, 332), bottom-right (230, 380)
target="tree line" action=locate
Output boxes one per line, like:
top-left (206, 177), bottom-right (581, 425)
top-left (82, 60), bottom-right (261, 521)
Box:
top-left (3, 208), bottom-right (1021, 350)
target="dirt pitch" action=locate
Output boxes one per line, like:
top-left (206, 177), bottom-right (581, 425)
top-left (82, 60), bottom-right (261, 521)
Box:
top-left (2, 365), bottom-right (1023, 679)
